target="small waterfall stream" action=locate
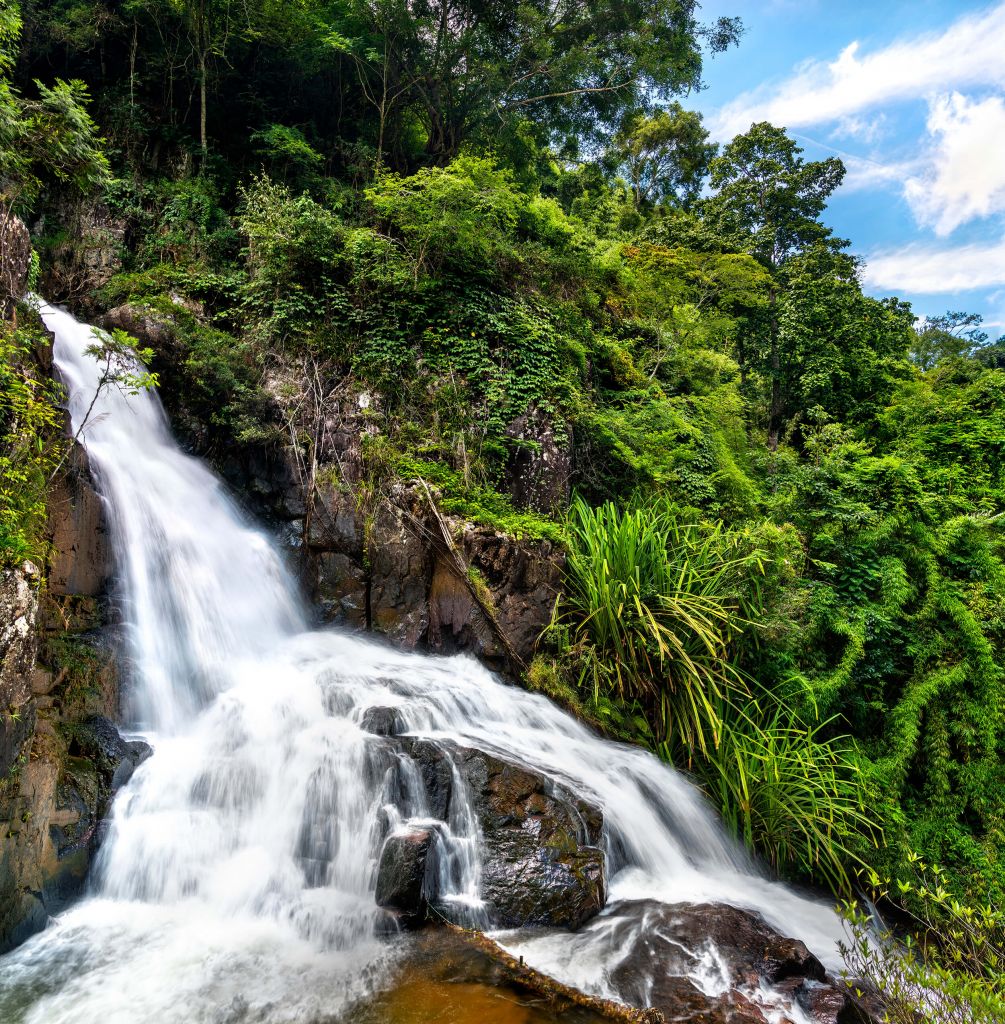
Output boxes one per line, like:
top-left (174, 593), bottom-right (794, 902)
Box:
top-left (0, 302), bottom-right (847, 1023)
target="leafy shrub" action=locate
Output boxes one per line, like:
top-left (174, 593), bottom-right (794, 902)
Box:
top-left (841, 856), bottom-right (1005, 1023)
top-left (0, 315), bottom-right (65, 564)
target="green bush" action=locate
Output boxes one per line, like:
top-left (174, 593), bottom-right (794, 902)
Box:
top-left (841, 856), bottom-right (1005, 1023)
top-left (0, 315), bottom-right (65, 565)
top-left (559, 495), bottom-right (758, 755)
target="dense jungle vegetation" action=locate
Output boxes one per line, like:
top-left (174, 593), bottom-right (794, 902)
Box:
top-left (2, 0), bottom-right (1005, 1014)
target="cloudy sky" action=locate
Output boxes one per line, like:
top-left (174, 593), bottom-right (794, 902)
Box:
top-left (694, 0), bottom-right (1005, 333)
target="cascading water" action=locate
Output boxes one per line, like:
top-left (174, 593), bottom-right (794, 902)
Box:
top-left (0, 301), bottom-right (848, 1023)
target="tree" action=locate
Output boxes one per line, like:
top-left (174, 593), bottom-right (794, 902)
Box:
top-left (329, 0), bottom-right (741, 164)
top-left (704, 123), bottom-right (846, 448)
top-left (0, 0), bottom-right (108, 210)
top-left (705, 122), bottom-right (845, 268)
top-left (911, 311), bottom-right (990, 370)
top-left (608, 102), bottom-right (715, 210)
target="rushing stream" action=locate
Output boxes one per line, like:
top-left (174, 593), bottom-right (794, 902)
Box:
top-left (0, 301), bottom-right (848, 1023)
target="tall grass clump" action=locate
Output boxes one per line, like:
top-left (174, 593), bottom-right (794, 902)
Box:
top-left (558, 494), bottom-right (879, 891)
top-left (562, 495), bottom-right (757, 755)
top-left (701, 696), bottom-right (878, 892)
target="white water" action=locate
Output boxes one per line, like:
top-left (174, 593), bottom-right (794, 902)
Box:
top-left (0, 301), bottom-right (847, 1023)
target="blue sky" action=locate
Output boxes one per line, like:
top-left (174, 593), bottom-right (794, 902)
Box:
top-left (692, 0), bottom-right (1005, 333)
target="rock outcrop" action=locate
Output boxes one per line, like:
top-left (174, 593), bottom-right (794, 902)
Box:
top-left (600, 900), bottom-right (873, 1024)
top-left (377, 739), bottom-right (605, 931)
top-left (0, 209), bottom-right (32, 318)
top-left (294, 476), bottom-right (563, 673)
top-left (95, 304), bottom-right (564, 673)
top-left (0, 353), bottom-right (129, 951)
top-left (38, 197), bottom-right (127, 314)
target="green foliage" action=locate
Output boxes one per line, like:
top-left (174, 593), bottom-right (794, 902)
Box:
top-left (0, 1), bottom-right (107, 211)
top-left (559, 496), bottom-right (757, 755)
top-left (608, 103), bottom-right (716, 210)
top-left (555, 494), bottom-right (879, 888)
top-left (701, 696), bottom-right (878, 892)
top-left (0, 313), bottom-right (65, 564)
top-left (841, 857), bottom-right (1005, 1023)
top-left (17, 0), bottom-right (1005, 956)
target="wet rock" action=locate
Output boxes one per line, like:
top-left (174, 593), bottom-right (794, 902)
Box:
top-left (403, 739), bottom-right (605, 930)
top-left (375, 827), bottom-right (437, 925)
top-left (600, 900), bottom-right (866, 1024)
top-left (44, 444), bottom-right (111, 600)
top-left (796, 979), bottom-right (862, 1023)
top-left (69, 715), bottom-right (152, 798)
top-left (315, 551), bottom-right (367, 629)
top-left (465, 748), bottom-right (605, 929)
top-left (361, 706), bottom-right (405, 737)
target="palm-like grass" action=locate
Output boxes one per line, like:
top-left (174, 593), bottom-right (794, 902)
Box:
top-left (561, 495), bottom-right (880, 891)
top-left (564, 496), bottom-right (755, 755)
top-left (701, 697), bottom-right (877, 892)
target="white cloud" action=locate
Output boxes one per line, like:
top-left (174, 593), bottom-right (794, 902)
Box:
top-left (862, 237), bottom-right (1005, 294)
top-left (903, 92), bottom-right (1005, 236)
top-left (710, 4), bottom-right (1005, 139)
top-left (830, 114), bottom-right (888, 146)
top-left (841, 154), bottom-right (922, 193)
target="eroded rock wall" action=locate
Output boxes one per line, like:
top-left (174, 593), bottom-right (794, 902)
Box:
top-left (0, 440), bottom-right (131, 952)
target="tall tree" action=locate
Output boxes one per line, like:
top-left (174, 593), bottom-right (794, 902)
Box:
top-left (608, 102), bottom-right (715, 210)
top-left (329, 0), bottom-right (741, 164)
top-left (704, 123), bottom-right (845, 448)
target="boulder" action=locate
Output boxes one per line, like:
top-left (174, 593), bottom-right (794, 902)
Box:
top-left (598, 900), bottom-right (871, 1024)
top-left (69, 715), bottom-right (152, 799)
top-left (375, 827), bottom-right (437, 925)
top-left (360, 705), bottom-right (405, 737)
top-left (404, 739), bottom-right (605, 930)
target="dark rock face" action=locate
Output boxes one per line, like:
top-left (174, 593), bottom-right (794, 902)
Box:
top-left (375, 827), bottom-right (437, 924)
top-left (0, 208), bottom-right (31, 317)
top-left (399, 739), bottom-right (605, 930)
top-left (39, 198), bottom-right (127, 313)
top-left (69, 716), bottom-right (152, 797)
top-left (360, 706), bottom-right (405, 737)
top-left (600, 900), bottom-right (870, 1024)
top-left (504, 405), bottom-right (572, 514)
top-left (457, 746), bottom-right (605, 929)
top-left (259, 466), bottom-right (562, 673)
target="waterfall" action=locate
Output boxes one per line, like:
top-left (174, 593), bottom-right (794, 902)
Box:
top-left (0, 302), bottom-right (847, 1023)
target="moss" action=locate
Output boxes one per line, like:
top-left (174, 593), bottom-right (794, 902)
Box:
top-left (395, 456), bottom-right (565, 543)
top-left (38, 632), bottom-right (115, 721)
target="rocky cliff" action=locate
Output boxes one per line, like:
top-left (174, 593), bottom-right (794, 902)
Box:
top-left (0, 219), bottom-right (145, 951)
top-left (0, 437), bottom-right (150, 951)
top-left (102, 300), bottom-right (564, 676)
